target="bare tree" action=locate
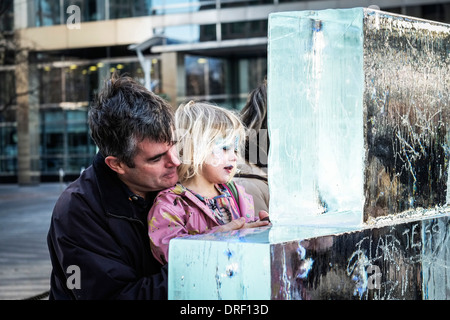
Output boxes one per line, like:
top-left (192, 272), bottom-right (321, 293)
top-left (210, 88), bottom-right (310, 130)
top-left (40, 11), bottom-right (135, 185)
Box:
top-left (1, 1), bottom-right (40, 185)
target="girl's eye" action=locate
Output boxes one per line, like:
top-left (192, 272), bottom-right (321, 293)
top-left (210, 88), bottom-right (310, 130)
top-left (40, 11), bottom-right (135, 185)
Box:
top-left (222, 146), bottom-right (239, 155)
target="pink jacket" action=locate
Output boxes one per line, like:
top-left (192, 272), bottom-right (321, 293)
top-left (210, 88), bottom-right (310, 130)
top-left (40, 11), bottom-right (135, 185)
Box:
top-left (148, 183), bottom-right (256, 265)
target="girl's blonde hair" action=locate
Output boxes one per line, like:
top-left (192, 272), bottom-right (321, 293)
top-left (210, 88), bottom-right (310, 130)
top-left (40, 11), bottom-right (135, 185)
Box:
top-left (175, 100), bottom-right (246, 184)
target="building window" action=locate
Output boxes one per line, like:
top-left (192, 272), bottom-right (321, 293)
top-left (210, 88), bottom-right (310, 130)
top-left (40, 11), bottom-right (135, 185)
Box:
top-left (185, 55), bottom-right (228, 98)
top-left (0, 69), bottom-right (16, 178)
top-left (32, 0), bottom-right (61, 27)
top-left (160, 24), bottom-right (216, 44)
top-left (221, 0), bottom-right (273, 9)
top-left (39, 67), bottom-right (63, 104)
top-left (222, 20), bottom-right (267, 40)
top-left (0, 70), bottom-right (15, 109)
top-left (151, 0), bottom-right (206, 15)
top-left (238, 57), bottom-right (267, 104)
top-left (40, 108), bottom-right (96, 176)
top-left (0, 0), bottom-right (14, 31)
top-left (0, 125), bottom-right (17, 175)
top-left (412, 3), bottom-right (450, 23)
top-left (381, 4), bottom-right (450, 24)
top-left (64, 64), bottom-right (97, 103)
top-left (181, 55), bottom-right (266, 110)
top-left (109, 0), bottom-right (152, 19)
top-left (61, 0), bottom-right (107, 23)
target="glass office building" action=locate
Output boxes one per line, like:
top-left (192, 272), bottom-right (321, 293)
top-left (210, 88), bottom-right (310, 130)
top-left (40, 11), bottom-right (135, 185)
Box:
top-left (0, 0), bottom-right (449, 183)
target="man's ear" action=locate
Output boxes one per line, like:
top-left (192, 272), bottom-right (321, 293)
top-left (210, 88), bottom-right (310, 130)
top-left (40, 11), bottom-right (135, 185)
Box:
top-left (105, 156), bottom-right (126, 174)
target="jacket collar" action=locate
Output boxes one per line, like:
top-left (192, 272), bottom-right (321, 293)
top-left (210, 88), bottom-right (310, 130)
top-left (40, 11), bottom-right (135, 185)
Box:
top-left (93, 152), bottom-right (155, 224)
top-left (170, 183), bottom-right (223, 225)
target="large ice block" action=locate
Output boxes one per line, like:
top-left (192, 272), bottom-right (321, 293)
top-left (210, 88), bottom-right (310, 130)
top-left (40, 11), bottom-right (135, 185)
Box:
top-left (271, 212), bottom-right (450, 300)
top-left (267, 8), bottom-right (450, 225)
top-left (169, 210), bottom-right (450, 300)
top-left (168, 8), bottom-right (450, 300)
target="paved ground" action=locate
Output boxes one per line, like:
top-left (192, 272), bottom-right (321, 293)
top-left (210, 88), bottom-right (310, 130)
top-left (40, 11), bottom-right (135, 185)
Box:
top-left (0, 182), bottom-right (67, 300)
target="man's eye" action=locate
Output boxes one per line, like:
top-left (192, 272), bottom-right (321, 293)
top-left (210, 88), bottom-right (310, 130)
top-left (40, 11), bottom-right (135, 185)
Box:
top-left (149, 156), bottom-right (162, 163)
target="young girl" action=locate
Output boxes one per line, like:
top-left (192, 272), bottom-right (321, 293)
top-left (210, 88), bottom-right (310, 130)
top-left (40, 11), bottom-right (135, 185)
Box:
top-left (148, 100), bottom-right (269, 265)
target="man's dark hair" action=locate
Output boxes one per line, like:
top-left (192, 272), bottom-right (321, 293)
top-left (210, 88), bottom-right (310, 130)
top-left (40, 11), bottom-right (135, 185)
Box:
top-left (88, 72), bottom-right (174, 167)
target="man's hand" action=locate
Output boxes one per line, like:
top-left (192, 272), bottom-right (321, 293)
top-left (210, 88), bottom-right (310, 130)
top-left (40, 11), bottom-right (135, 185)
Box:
top-left (214, 211), bottom-right (271, 233)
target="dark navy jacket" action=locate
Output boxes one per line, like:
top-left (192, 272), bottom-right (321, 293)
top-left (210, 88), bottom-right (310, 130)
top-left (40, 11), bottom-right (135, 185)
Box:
top-left (47, 152), bottom-right (168, 299)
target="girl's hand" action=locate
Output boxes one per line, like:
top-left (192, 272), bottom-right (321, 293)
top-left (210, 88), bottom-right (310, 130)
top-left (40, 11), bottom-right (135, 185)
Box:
top-left (215, 217), bottom-right (246, 232)
top-left (243, 210), bottom-right (271, 228)
top-left (214, 212), bottom-right (271, 233)
top-left (258, 210), bottom-right (270, 222)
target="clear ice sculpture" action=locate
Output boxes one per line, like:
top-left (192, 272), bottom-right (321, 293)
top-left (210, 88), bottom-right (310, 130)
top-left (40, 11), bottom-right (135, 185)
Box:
top-left (268, 7), bottom-right (450, 226)
top-left (168, 8), bottom-right (450, 300)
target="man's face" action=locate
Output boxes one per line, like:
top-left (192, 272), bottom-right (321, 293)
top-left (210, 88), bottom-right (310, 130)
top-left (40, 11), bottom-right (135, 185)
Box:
top-left (117, 138), bottom-right (180, 198)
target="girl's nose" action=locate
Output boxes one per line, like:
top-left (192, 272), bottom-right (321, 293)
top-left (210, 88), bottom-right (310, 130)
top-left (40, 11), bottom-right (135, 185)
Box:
top-left (167, 145), bottom-right (181, 167)
top-left (228, 150), bottom-right (237, 162)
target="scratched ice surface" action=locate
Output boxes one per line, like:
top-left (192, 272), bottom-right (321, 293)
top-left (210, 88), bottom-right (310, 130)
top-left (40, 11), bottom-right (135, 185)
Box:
top-left (363, 10), bottom-right (450, 222)
top-left (271, 213), bottom-right (450, 300)
top-left (169, 210), bottom-right (450, 299)
top-left (267, 8), bottom-right (450, 225)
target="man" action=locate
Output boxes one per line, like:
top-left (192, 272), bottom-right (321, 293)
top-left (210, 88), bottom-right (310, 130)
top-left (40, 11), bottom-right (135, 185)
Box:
top-left (47, 73), bottom-right (268, 300)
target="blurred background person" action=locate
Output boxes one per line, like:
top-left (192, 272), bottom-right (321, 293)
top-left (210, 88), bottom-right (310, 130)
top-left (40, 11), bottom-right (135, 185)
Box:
top-left (234, 79), bottom-right (269, 214)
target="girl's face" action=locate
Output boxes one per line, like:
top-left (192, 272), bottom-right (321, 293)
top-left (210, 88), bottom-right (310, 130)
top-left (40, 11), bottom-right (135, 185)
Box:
top-left (202, 136), bottom-right (239, 184)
